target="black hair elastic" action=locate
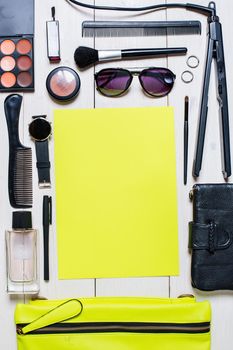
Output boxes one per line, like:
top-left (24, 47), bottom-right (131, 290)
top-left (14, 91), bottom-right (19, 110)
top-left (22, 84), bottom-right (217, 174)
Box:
top-left (187, 55), bottom-right (200, 69)
top-left (181, 71), bottom-right (194, 84)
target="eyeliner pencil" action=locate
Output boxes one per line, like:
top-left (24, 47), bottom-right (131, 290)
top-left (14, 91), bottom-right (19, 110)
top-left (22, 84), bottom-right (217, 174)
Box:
top-left (184, 96), bottom-right (189, 185)
top-left (43, 196), bottom-right (52, 281)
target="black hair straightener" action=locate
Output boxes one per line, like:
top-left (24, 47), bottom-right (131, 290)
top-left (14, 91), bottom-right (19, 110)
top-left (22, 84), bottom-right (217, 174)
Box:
top-left (192, 2), bottom-right (231, 178)
top-left (66, 0), bottom-right (231, 179)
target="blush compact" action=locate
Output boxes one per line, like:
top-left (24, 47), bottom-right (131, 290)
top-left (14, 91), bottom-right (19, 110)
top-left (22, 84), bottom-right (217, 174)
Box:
top-left (46, 67), bottom-right (81, 102)
top-left (0, 0), bottom-right (34, 92)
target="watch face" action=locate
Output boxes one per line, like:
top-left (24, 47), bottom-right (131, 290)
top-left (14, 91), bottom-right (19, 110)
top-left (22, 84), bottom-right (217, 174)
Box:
top-left (29, 118), bottom-right (52, 141)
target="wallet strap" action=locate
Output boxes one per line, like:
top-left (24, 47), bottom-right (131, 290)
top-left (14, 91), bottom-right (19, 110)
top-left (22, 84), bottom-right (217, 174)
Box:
top-left (21, 299), bottom-right (83, 335)
top-left (189, 222), bottom-right (232, 252)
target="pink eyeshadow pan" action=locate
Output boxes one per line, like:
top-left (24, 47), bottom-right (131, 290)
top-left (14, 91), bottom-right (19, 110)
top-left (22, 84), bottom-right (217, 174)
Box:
top-left (17, 71), bottom-right (32, 87)
top-left (50, 71), bottom-right (77, 97)
top-left (16, 39), bottom-right (32, 55)
top-left (1, 56), bottom-right (16, 71)
top-left (1, 72), bottom-right (16, 87)
top-left (17, 56), bottom-right (32, 71)
top-left (1, 40), bottom-right (15, 55)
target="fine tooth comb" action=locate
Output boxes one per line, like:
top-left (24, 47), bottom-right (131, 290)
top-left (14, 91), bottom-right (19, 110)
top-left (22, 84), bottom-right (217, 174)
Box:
top-left (82, 20), bottom-right (202, 37)
top-left (4, 94), bottom-right (32, 208)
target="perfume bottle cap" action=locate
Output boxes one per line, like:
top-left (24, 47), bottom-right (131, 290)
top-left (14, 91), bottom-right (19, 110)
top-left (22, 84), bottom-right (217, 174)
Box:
top-left (12, 211), bottom-right (32, 229)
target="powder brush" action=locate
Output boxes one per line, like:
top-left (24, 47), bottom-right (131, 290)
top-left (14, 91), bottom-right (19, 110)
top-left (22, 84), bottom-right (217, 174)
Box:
top-left (74, 46), bottom-right (187, 69)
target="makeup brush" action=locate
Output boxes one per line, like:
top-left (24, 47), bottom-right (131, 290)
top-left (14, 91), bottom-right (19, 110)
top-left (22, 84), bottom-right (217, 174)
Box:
top-left (74, 46), bottom-right (187, 69)
top-left (184, 96), bottom-right (189, 185)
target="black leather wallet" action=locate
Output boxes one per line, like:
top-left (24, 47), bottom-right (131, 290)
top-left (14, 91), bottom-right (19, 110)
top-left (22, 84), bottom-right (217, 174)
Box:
top-left (189, 183), bottom-right (233, 291)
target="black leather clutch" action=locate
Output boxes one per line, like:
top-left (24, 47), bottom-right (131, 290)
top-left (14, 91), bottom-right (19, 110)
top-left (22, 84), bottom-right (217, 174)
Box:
top-left (189, 183), bottom-right (233, 291)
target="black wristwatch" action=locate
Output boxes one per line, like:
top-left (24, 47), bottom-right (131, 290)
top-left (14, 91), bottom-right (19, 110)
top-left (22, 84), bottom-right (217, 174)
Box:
top-left (29, 115), bottom-right (52, 188)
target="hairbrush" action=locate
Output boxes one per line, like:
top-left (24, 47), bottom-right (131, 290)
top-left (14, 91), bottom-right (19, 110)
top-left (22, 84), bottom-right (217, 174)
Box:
top-left (4, 94), bottom-right (32, 208)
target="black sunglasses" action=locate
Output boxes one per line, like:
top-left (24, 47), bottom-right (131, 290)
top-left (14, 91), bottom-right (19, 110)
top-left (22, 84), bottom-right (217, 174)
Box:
top-left (94, 67), bottom-right (176, 97)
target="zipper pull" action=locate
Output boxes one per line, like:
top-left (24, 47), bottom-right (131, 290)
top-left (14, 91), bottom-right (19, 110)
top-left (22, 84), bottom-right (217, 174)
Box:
top-left (19, 299), bottom-right (83, 335)
top-left (189, 190), bottom-right (194, 200)
top-left (31, 296), bottom-right (48, 301)
top-left (178, 294), bottom-right (195, 299)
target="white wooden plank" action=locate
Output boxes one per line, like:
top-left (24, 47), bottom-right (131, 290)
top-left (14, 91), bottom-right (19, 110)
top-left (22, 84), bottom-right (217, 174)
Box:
top-left (96, 278), bottom-right (169, 297)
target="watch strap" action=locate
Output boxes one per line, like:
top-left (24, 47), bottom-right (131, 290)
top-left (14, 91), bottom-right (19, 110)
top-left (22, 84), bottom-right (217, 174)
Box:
top-left (35, 140), bottom-right (51, 187)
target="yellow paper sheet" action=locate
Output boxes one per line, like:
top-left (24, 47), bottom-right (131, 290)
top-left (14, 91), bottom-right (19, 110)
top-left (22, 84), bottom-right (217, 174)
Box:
top-left (54, 107), bottom-right (179, 279)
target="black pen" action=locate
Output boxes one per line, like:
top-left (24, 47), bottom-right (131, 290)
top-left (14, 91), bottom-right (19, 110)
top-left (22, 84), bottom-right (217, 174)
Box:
top-left (184, 96), bottom-right (189, 185)
top-left (43, 196), bottom-right (52, 281)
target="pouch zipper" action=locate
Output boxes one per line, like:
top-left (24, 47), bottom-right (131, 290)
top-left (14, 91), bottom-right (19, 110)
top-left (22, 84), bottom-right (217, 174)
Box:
top-left (17, 321), bottom-right (210, 335)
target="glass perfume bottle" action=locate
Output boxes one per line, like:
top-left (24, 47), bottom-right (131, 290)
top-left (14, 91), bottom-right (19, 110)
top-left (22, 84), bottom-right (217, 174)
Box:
top-left (6, 211), bottom-right (39, 294)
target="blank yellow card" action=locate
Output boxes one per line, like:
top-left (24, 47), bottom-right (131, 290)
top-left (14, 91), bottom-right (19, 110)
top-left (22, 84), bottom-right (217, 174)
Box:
top-left (54, 107), bottom-right (179, 279)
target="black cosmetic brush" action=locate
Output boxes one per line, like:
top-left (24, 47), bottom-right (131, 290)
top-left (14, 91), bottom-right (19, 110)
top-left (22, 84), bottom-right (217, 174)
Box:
top-left (184, 96), bottom-right (189, 185)
top-left (74, 46), bottom-right (187, 69)
top-left (4, 94), bottom-right (32, 208)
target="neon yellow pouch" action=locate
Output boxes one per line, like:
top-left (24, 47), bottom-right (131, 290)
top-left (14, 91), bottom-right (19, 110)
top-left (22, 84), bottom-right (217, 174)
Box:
top-left (15, 297), bottom-right (211, 350)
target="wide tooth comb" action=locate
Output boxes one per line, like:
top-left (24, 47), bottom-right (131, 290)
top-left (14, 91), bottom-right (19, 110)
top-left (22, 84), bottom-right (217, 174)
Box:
top-left (4, 94), bottom-right (33, 208)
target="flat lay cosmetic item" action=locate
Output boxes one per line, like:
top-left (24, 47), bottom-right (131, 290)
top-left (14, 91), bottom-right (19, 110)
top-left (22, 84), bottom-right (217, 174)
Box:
top-left (74, 46), bottom-right (187, 69)
top-left (43, 196), bottom-right (52, 281)
top-left (54, 107), bottom-right (179, 279)
top-left (0, 0), bottom-right (34, 92)
top-left (4, 94), bottom-right (33, 208)
top-left (14, 297), bottom-right (211, 350)
top-left (6, 211), bottom-right (39, 294)
top-left (46, 66), bottom-right (81, 102)
top-left (184, 96), bottom-right (189, 185)
top-left (46, 7), bottom-right (61, 62)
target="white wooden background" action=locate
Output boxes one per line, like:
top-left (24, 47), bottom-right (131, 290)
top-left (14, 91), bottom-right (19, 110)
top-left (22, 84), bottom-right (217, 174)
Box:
top-left (1, 0), bottom-right (233, 348)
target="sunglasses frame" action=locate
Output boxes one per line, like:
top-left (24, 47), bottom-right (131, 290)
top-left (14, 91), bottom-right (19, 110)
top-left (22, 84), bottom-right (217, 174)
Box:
top-left (94, 67), bottom-right (176, 98)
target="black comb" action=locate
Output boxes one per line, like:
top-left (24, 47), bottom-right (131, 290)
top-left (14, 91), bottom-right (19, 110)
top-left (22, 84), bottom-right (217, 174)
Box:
top-left (82, 20), bottom-right (201, 37)
top-left (4, 94), bottom-right (32, 208)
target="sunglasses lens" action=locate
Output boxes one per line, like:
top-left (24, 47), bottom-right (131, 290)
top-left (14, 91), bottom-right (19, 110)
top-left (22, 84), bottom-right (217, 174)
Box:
top-left (96, 69), bottom-right (131, 97)
top-left (140, 68), bottom-right (175, 97)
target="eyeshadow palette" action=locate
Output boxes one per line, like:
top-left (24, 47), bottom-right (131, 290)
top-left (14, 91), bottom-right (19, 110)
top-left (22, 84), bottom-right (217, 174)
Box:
top-left (0, 37), bottom-right (34, 91)
top-left (0, 0), bottom-right (34, 92)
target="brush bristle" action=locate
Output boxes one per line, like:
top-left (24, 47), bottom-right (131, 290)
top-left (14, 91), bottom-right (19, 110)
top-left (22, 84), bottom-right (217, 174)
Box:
top-left (74, 46), bottom-right (99, 69)
top-left (13, 148), bottom-right (32, 208)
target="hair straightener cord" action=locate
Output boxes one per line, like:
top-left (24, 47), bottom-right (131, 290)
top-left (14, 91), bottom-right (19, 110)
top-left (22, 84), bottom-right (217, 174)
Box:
top-left (66, 0), bottom-right (214, 16)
